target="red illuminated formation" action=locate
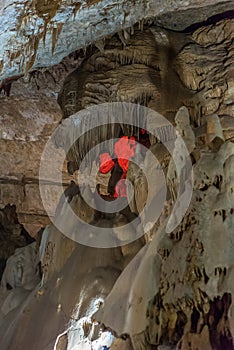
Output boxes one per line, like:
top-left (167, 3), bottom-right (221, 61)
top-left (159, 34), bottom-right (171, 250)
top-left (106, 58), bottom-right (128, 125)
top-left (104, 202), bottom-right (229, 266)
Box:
top-left (114, 136), bottom-right (136, 173)
top-left (99, 153), bottom-right (115, 174)
top-left (99, 136), bottom-right (137, 198)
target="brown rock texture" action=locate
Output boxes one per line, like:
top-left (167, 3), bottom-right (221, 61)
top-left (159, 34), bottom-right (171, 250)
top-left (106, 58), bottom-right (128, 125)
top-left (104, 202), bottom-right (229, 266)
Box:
top-left (0, 95), bottom-right (62, 233)
top-left (0, 55), bottom-right (83, 234)
top-left (0, 204), bottom-right (35, 282)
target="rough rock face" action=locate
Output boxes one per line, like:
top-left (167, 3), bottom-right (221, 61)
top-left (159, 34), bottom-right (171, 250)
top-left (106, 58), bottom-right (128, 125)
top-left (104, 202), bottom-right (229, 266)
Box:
top-left (0, 4), bottom-right (233, 350)
top-left (97, 141), bottom-right (234, 350)
top-left (93, 20), bottom-right (233, 350)
top-left (175, 19), bottom-right (234, 124)
top-left (57, 20), bottom-right (234, 168)
top-left (0, 204), bottom-right (35, 282)
top-left (0, 55), bottom-right (84, 234)
top-left (0, 0), bottom-right (233, 82)
top-left (1, 242), bottom-right (40, 292)
top-left (0, 96), bottom-right (61, 232)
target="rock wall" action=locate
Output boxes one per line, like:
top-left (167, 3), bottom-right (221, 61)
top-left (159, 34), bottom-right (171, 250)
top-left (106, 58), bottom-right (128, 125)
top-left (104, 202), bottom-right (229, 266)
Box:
top-left (0, 55), bottom-right (84, 234)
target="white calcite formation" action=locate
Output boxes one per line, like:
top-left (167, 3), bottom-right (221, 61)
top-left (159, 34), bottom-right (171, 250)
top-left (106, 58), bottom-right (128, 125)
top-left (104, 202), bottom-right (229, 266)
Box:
top-left (0, 5), bottom-right (233, 350)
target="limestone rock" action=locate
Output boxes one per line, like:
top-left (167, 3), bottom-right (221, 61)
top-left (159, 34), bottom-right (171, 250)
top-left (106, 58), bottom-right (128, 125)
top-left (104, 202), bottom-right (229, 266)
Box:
top-left (1, 0), bottom-right (233, 83)
top-left (174, 19), bottom-right (234, 124)
top-left (0, 93), bottom-right (74, 233)
top-left (175, 106), bottom-right (195, 154)
top-left (0, 8), bottom-right (234, 350)
top-left (0, 204), bottom-right (34, 282)
top-left (1, 242), bottom-right (40, 291)
top-left (110, 338), bottom-right (133, 349)
top-left (206, 114), bottom-right (225, 149)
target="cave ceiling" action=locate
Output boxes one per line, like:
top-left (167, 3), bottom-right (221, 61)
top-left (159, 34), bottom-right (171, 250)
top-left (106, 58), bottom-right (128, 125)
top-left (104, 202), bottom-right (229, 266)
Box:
top-left (0, 0), bottom-right (234, 83)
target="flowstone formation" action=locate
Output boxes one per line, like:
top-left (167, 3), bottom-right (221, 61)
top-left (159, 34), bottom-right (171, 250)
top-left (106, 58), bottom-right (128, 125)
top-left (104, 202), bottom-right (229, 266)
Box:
top-left (0, 4), bottom-right (233, 350)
